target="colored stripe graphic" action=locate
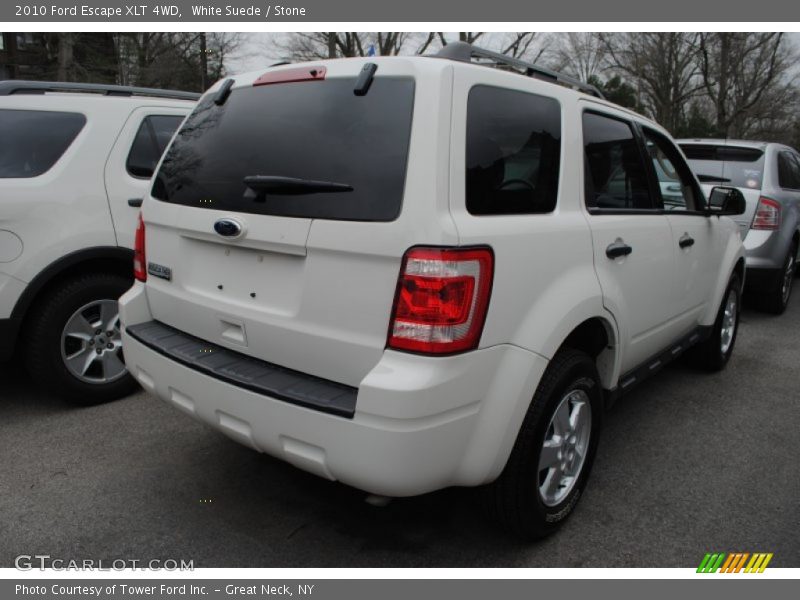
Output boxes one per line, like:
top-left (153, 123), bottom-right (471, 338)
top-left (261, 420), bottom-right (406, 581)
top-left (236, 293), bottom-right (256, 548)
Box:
top-left (722, 554), bottom-right (740, 573)
top-left (734, 553), bottom-right (750, 573)
top-left (720, 553), bottom-right (736, 572)
top-left (698, 552), bottom-right (772, 573)
top-left (697, 553), bottom-right (712, 573)
top-left (698, 553), bottom-right (727, 573)
top-left (745, 553), bottom-right (774, 573)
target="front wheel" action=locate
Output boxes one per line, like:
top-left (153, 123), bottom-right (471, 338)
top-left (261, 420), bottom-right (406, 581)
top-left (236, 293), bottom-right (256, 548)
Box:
top-left (689, 273), bottom-right (741, 372)
top-left (24, 272), bottom-right (139, 405)
top-left (482, 348), bottom-right (603, 540)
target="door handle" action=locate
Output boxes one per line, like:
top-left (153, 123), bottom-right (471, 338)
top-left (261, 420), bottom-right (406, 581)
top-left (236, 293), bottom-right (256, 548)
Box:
top-left (128, 198), bottom-right (143, 208)
top-left (606, 239), bottom-right (633, 259)
top-left (679, 234), bottom-right (695, 249)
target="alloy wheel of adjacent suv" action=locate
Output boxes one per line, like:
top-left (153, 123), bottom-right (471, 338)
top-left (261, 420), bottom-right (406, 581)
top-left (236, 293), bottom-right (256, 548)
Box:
top-left (60, 298), bottom-right (127, 385)
top-left (24, 272), bottom-right (138, 405)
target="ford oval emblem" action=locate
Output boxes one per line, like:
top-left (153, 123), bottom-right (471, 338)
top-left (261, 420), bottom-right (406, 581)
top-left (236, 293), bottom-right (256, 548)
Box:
top-left (214, 218), bottom-right (243, 238)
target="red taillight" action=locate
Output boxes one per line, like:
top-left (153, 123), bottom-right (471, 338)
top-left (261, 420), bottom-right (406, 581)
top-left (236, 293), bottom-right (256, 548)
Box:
top-left (388, 247), bottom-right (494, 355)
top-left (133, 213), bottom-right (146, 282)
top-left (752, 197), bottom-right (780, 230)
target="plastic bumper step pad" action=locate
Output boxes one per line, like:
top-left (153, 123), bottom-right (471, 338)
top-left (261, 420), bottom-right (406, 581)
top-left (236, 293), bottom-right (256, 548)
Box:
top-left (126, 320), bottom-right (357, 418)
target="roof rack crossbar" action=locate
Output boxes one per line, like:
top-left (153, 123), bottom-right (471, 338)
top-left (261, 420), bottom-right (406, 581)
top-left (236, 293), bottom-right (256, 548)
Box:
top-left (434, 41), bottom-right (605, 99)
top-left (0, 80), bottom-right (200, 101)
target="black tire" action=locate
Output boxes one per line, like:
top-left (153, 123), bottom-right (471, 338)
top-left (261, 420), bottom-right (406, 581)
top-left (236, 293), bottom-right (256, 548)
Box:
top-left (24, 272), bottom-right (138, 405)
top-left (761, 243), bottom-right (797, 315)
top-left (690, 273), bottom-right (741, 372)
top-left (482, 348), bottom-right (603, 540)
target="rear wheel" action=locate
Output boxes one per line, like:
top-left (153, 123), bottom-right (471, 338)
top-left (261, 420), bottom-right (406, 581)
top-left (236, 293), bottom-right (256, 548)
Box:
top-left (482, 348), bottom-right (602, 540)
top-left (762, 243), bottom-right (797, 315)
top-left (690, 273), bottom-right (741, 371)
top-left (24, 272), bottom-right (138, 405)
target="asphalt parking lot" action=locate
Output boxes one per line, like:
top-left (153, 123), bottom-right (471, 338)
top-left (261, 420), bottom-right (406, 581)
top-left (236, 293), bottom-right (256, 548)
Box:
top-left (1, 294), bottom-right (798, 569)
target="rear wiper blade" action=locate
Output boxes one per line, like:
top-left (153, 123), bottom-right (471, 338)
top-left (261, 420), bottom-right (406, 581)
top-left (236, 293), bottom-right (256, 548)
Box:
top-left (243, 175), bottom-right (353, 195)
top-left (696, 173), bottom-right (731, 183)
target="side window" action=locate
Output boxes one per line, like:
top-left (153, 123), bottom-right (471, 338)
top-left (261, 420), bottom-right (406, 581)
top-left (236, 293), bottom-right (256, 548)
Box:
top-left (582, 112), bottom-right (653, 210)
top-left (778, 152), bottom-right (800, 190)
top-left (642, 128), bottom-right (701, 211)
top-left (0, 109), bottom-right (86, 178)
top-left (126, 115), bottom-right (184, 179)
top-left (466, 85), bottom-right (561, 215)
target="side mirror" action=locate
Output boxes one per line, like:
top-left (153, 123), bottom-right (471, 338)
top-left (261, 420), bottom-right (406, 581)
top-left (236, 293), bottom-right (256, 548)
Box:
top-left (707, 186), bottom-right (746, 216)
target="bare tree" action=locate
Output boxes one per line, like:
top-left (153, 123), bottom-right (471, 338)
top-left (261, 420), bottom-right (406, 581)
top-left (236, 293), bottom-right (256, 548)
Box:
top-left (271, 32), bottom-right (550, 64)
top-left (115, 33), bottom-right (241, 91)
top-left (600, 33), bottom-right (701, 133)
top-left (457, 32), bottom-right (484, 44)
top-left (56, 33), bottom-right (76, 81)
top-left (277, 32), bottom-right (420, 60)
top-left (434, 32), bottom-right (548, 61)
top-left (416, 32), bottom-right (439, 55)
top-left (204, 32), bottom-right (243, 83)
top-left (499, 33), bottom-right (547, 60)
top-left (274, 32), bottom-right (490, 61)
top-left (551, 32), bottom-right (607, 82)
top-left (696, 32), bottom-right (795, 137)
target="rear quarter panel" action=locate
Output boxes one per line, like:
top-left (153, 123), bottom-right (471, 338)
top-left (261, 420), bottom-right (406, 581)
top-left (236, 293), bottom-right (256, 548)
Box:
top-left (447, 77), bottom-right (616, 382)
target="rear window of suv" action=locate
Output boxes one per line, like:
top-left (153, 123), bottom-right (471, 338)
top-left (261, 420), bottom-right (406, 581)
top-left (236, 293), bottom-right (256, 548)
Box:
top-left (0, 109), bottom-right (86, 178)
top-left (152, 77), bottom-right (415, 222)
top-left (680, 144), bottom-right (765, 190)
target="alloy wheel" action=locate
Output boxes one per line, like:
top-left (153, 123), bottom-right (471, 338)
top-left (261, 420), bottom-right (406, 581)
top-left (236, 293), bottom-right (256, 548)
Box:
top-left (60, 299), bottom-right (126, 384)
top-left (538, 389), bottom-right (592, 507)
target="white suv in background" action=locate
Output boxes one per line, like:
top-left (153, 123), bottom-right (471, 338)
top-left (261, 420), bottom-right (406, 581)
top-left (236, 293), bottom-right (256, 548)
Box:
top-left (0, 81), bottom-right (196, 404)
top-left (119, 44), bottom-right (746, 538)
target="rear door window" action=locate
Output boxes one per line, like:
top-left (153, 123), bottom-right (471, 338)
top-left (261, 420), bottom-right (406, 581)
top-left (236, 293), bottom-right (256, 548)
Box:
top-left (582, 112), bottom-right (654, 210)
top-left (680, 144), bottom-right (765, 190)
top-left (465, 86), bottom-right (561, 215)
top-left (126, 115), bottom-right (185, 179)
top-left (0, 109), bottom-right (86, 178)
top-left (152, 77), bottom-right (415, 222)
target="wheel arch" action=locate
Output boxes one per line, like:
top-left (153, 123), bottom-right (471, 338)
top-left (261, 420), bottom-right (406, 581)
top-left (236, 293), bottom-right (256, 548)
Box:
top-left (5, 247), bottom-right (133, 354)
top-left (557, 316), bottom-right (619, 391)
top-left (702, 235), bottom-right (747, 326)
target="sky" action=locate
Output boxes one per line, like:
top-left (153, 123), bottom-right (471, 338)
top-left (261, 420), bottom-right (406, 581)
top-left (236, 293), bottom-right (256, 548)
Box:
top-left (224, 31), bottom-right (800, 77)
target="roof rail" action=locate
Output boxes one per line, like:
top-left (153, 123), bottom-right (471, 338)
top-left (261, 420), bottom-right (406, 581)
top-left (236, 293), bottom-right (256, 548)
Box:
top-left (0, 80), bottom-right (200, 101)
top-left (433, 41), bottom-right (605, 99)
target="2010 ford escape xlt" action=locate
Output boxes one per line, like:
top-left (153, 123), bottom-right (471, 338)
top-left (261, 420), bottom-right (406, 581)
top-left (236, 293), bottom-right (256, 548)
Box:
top-left (119, 43), bottom-right (747, 539)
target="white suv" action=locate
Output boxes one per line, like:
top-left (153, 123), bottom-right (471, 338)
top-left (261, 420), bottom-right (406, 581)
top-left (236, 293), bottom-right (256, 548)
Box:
top-left (0, 81), bottom-right (196, 404)
top-left (119, 44), bottom-right (746, 538)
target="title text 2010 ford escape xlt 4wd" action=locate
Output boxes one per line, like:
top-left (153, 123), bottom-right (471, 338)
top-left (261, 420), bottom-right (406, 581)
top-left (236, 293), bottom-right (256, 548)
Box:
top-left (119, 43), bottom-right (747, 538)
